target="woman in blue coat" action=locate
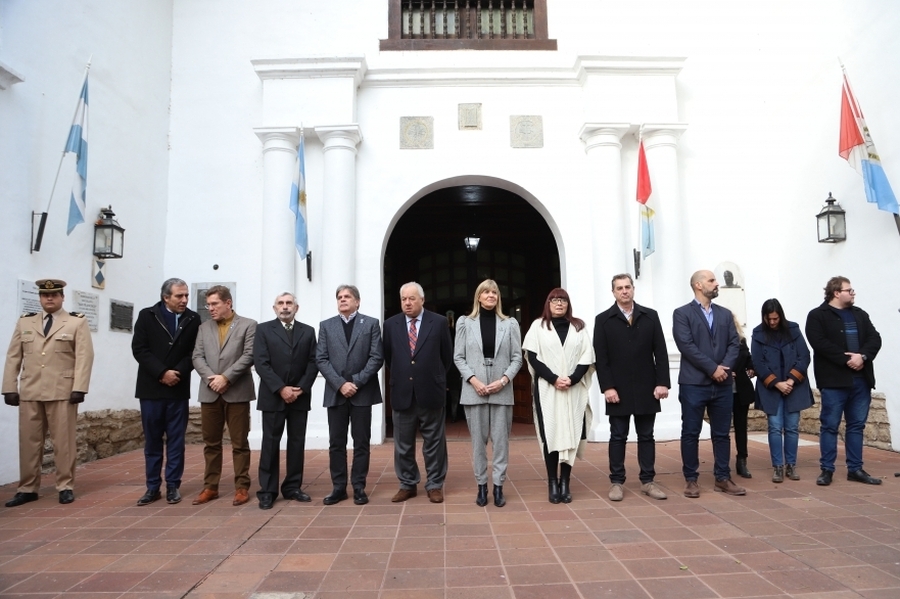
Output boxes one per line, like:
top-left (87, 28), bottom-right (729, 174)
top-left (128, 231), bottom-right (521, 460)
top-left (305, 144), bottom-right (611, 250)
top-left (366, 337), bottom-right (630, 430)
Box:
top-left (751, 299), bottom-right (814, 482)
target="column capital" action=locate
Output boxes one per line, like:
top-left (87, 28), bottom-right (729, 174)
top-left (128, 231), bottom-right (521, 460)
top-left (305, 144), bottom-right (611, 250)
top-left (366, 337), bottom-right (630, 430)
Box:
top-left (640, 124), bottom-right (688, 149)
top-left (254, 127), bottom-right (300, 155)
top-left (579, 123), bottom-right (632, 152)
top-left (315, 125), bottom-right (363, 152)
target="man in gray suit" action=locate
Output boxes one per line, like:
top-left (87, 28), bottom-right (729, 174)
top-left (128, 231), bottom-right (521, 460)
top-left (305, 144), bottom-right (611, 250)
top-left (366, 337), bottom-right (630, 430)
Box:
top-left (316, 285), bottom-right (384, 505)
top-left (672, 270), bottom-right (743, 498)
top-left (191, 285), bottom-right (257, 506)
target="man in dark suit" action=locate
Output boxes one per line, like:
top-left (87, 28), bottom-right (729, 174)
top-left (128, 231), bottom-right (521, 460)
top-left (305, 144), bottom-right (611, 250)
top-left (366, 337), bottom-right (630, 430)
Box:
top-left (594, 274), bottom-right (670, 502)
top-left (672, 270), bottom-right (743, 498)
top-left (253, 292), bottom-right (318, 509)
top-left (383, 282), bottom-right (453, 503)
top-left (131, 278), bottom-right (201, 506)
top-left (316, 285), bottom-right (384, 505)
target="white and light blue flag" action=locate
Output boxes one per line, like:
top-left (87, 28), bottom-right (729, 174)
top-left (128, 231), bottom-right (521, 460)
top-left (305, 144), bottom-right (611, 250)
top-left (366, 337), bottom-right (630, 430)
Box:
top-left (289, 134), bottom-right (309, 258)
top-left (65, 74), bottom-right (89, 234)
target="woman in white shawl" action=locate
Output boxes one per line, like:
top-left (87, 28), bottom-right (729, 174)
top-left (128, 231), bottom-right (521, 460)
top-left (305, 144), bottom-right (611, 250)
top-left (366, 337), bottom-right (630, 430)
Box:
top-left (523, 288), bottom-right (594, 504)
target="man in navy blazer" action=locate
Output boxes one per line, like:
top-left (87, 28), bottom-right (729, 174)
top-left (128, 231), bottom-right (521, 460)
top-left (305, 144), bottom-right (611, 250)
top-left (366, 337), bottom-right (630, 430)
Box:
top-left (253, 292), bottom-right (318, 509)
top-left (316, 285), bottom-right (384, 505)
top-left (383, 282), bottom-right (453, 503)
top-left (672, 270), bottom-right (743, 498)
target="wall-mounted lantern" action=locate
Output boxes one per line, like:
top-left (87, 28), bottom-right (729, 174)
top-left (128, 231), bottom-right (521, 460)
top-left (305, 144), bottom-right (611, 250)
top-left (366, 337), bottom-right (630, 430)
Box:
top-left (816, 192), bottom-right (846, 243)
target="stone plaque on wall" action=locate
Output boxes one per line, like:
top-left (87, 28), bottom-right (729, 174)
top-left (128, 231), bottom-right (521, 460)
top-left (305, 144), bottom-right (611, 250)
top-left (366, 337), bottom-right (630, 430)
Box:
top-left (458, 104), bottom-right (482, 130)
top-left (72, 290), bottom-right (100, 332)
top-left (510, 115), bottom-right (543, 148)
top-left (110, 300), bottom-right (134, 333)
top-left (17, 279), bottom-right (41, 316)
top-left (400, 116), bottom-right (434, 149)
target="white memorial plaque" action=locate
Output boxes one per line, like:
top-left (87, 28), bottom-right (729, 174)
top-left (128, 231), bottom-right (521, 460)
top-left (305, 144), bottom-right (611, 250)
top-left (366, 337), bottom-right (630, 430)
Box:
top-left (72, 290), bottom-right (100, 332)
top-left (17, 280), bottom-right (42, 316)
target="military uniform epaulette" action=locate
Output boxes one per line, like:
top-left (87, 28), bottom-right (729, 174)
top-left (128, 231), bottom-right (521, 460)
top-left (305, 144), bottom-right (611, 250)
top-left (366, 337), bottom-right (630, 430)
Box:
top-left (21, 312), bottom-right (37, 318)
top-left (70, 312), bottom-right (85, 318)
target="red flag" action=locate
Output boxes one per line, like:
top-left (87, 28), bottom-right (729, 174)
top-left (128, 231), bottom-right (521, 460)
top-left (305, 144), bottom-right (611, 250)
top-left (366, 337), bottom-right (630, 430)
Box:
top-left (839, 75), bottom-right (865, 162)
top-left (636, 139), bottom-right (652, 204)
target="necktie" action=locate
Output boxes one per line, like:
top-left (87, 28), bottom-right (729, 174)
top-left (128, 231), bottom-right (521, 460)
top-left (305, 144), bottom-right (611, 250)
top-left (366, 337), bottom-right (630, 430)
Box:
top-left (408, 318), bottom-right (417, 355)
top-left (284, 322), bottom-right (293, 331)
top-left (44, 314), bottom-right (53, 336)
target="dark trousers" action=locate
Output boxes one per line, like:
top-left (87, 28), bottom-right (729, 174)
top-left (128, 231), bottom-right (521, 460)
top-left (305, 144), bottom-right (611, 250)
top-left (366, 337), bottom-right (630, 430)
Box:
top-left (140, 397), bottom-right (189, 491)
top-left (679, 384), bottom-right (733, 481)
top-left (328, 401), bottom-right (372, 490)
top-left (258, 405), bottom-right (309, 498)
top-left (732, 396), bottom-right (750, 459)
top-left (393, 397), bottom-right (448, 491)
top-left (608, 413), bottom-right (657, 484)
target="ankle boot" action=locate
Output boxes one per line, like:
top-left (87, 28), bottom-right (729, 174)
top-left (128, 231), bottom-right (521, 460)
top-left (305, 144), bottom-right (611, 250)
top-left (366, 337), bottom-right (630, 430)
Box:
top-left (493, 485), bottom-right (506, 508)
top-left (785, 464), bottom-right (800, 480)
top-left (559, 477), bottom-right (572, 503)
top-left (475, 484), bottom-right (488, 507)
top-left (548, 478), bottom-right (561, 504)
top-left (772, 466), bottom-right (784, 483)
top-left (736, 457), bottom-right (752, 479)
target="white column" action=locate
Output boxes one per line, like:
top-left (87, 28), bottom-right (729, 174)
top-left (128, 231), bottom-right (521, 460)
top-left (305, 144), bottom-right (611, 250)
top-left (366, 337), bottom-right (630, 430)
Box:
top-left (642, 124), bottom-right (688, 443)
top-left (579, 123), bottom-right (630, 442)
top-left (314, 125), bottom-right (362, 309)
top-left (254, 127), bottom-right (300, 312)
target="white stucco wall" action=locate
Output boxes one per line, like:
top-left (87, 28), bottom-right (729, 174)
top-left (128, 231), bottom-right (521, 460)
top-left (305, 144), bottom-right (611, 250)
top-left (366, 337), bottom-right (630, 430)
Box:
top-left (0, 0), bottom-right (174, 485)
top-left (3, 0), bottom-right (899, 485)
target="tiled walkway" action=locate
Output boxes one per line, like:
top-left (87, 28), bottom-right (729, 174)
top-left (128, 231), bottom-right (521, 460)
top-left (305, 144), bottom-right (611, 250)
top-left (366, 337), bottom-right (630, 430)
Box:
top-left (1, 434), bottom-right (899, 598)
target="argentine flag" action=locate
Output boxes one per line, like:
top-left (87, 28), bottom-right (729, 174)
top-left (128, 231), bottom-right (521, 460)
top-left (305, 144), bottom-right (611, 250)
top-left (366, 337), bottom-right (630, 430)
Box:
top-left (66, 74), bottom-right (89, 234)
top-left (289, 134), bottom-right (309, 258)
top-left (839, 70), bottom-right (899, 215)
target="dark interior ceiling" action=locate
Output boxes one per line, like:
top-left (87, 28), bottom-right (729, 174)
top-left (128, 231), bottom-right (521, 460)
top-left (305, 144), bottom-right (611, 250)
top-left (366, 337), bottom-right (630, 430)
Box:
top-left (387, 185), bottom-right (556, 256)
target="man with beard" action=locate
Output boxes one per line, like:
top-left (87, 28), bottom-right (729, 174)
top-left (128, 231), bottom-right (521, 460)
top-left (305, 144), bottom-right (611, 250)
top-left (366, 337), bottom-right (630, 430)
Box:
top-left (672, 270), bottom-right (743, 498)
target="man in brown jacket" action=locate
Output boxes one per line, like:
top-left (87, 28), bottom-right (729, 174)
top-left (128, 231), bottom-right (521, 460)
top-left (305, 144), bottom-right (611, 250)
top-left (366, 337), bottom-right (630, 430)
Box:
top-left (3, 279), bottom-right (94, 506)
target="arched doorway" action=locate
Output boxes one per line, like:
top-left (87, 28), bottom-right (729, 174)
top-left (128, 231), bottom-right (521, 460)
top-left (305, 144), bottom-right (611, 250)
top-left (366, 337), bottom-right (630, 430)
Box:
top-left (383, 183), bottom-right (561, 436)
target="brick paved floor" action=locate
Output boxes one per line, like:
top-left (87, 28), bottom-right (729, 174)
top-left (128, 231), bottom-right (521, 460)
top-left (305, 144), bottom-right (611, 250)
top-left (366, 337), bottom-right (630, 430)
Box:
top-left (1, 432), bottom-right (899, 598)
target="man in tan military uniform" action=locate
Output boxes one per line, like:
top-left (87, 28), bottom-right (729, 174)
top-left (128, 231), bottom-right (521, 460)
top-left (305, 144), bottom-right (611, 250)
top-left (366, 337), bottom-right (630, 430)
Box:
top-left (3, 279), bottom-right (94, 506)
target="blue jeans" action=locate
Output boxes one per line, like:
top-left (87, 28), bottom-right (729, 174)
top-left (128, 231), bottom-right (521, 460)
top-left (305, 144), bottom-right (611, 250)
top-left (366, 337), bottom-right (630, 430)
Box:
top-left (679, 384), bottom-right (733, 481)
top-left (767, 399), bottom-right (801, 467)
top-left (819, 378), bottom-right (871, 472)
top-left (140, 398), bottom-right (189, 491)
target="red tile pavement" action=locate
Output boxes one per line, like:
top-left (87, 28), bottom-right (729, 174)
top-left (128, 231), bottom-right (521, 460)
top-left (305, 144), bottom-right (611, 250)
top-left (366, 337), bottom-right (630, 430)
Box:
top-left (0, 433), bottom-right (899, 598)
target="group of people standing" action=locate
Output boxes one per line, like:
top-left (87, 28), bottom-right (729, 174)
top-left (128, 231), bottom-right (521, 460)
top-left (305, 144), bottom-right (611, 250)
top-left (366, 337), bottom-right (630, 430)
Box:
top-left (1, 271), bottom-right (884, 509)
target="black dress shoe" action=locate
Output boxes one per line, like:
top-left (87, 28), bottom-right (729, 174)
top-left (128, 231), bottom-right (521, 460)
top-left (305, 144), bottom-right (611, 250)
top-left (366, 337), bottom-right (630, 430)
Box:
top-left (493, 485), bottom-right (506, 508)
top-left (59, 490), bottom-right (75, 504)
top-left (848, 469), bottom-right (882, 485)
top-left (323, 489), bottom-right (348, 505)
top-left (258, 493), bottom-right (274, 510)
top-left (166, 487), bottom-right (182, 504)
top-left (353, 488), bottom-right (369, 505)
top-left (137, 490), bottom-right (161, 506)
top-left (5, 492), bottom-right (38, 508)
top-left (475, 484), bottom-right (488, 507)
top-left (816, 469), bottom-right (833, 486)
top-left (285, 489), bottom-right (311, 502)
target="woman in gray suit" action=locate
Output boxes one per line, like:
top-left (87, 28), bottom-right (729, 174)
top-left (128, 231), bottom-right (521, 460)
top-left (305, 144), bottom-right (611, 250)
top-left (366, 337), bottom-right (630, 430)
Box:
top-left (454, 279), bottom-right (523, 507)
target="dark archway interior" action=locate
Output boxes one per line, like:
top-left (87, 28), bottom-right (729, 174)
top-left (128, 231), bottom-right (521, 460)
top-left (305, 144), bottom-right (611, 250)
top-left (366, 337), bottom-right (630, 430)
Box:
top-left (383, 185), bottom-right (561, 433)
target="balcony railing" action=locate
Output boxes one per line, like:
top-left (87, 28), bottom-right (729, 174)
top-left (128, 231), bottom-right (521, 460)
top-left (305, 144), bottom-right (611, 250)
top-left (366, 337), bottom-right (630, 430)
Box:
top-left (380, 0), bottom-right (557, 51)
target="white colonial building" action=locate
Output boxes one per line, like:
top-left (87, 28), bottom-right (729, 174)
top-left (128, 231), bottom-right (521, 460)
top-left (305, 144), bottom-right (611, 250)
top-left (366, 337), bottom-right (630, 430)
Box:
top-left (1, 0), bottom-right (899, 485)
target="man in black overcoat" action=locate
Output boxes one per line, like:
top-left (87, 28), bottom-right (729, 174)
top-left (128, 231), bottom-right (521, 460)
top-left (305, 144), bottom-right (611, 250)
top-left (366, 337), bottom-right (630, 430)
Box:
top-left (593, 274), bottom-right (670, 502)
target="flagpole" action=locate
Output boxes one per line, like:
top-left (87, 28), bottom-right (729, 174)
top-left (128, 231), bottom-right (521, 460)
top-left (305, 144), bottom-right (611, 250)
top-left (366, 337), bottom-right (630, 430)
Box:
top-left (32, 57), bottom-right (92, 252)
top-left (44, 56), bottom-right (92, 215)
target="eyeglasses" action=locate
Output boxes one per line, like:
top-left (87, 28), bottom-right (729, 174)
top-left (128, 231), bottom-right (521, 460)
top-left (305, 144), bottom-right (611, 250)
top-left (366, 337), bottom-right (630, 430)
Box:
top-left (839, 288), bottom-right (855, 294)
top-left (549, 298), bottom-right (568, 305)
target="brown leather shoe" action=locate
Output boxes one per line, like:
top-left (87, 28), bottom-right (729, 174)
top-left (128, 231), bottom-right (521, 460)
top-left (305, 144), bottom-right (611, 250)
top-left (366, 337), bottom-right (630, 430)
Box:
top-left (427, 488), bottom-right (444, 504)
top-left (684, 480), bottom-right (700, 498)
top-left (192, 488), bottom-right (219, 505)
top-left (233, 488), bottom-right (250, 506)
top-left (391, 487), bottom-right (417, 503)
top-left (714, 478), bottom-right (746, 496)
